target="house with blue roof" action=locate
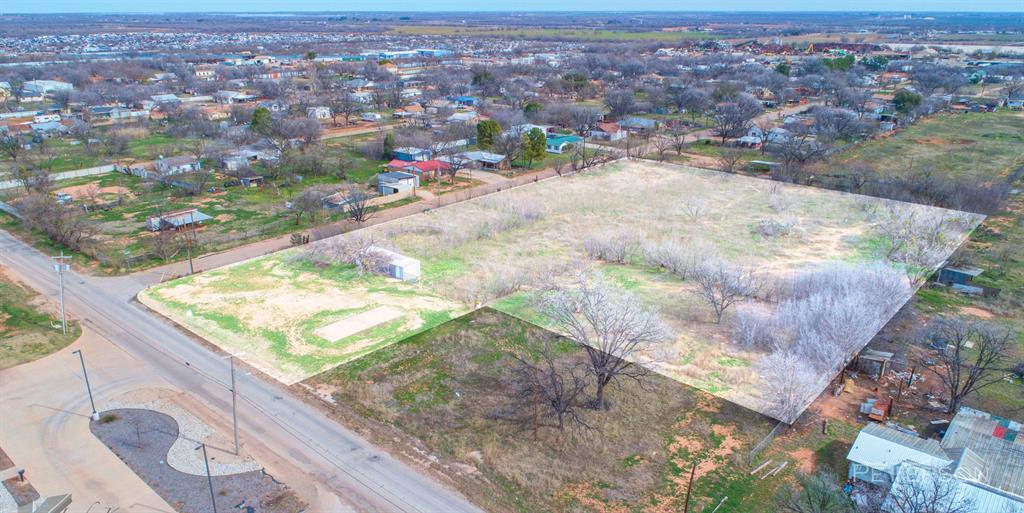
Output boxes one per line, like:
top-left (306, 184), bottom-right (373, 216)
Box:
top-left (545, 134), bottom-right (582, 154)
top-left (451, 95), bottom-right (480, 107)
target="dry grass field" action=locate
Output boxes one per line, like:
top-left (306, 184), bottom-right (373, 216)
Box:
top-left (141, 160), bottom-right (980, 417)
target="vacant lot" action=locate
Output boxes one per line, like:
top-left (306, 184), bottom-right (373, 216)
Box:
top-left (310, 308), bottom-right (786, 513)
top-left (835, 110), bottom-right (1024, 181)
top-left (144, 161), bottom-right (979, 420)
top-left (0, 270), bottom-right (80, 369)
top-left (140, 253), bottom-right (465, 384)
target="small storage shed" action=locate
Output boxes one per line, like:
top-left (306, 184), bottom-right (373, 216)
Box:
top-left (372, 247), bottom-right (421, 282)
top-left (936, 266), bottom-right (983, 286)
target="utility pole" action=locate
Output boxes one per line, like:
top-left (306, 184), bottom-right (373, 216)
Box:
top-left (683, 460), bottom-right (697, 513)
top-left (185, 211), bottom-right (196, 275)
top-left (72, 349), bottom-right (99, 421)
top-left (52, 251), bottom-right (71, 335)
top-left (221, 353), bottom-right (245, 455)
top-left (196, 443), bottom-right (218, 513)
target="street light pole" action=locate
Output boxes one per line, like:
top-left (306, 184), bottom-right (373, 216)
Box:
top-left (52, 251), bottom-right (72, 335)
top-left (72, 349), bottom-right (99, 421)
top-left (196, 443), bottom-right (218, 513)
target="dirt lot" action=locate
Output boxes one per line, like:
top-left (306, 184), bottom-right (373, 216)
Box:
top-left (306, 308), bottom-right (782, 513)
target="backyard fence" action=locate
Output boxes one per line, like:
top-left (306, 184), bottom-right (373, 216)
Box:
top-left (0, 164), bottom-right (117, 190)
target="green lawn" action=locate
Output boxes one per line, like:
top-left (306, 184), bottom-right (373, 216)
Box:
top-left (834, 111), bottom-right (1024, 181)
top-left (0, 273), bottom-right (80, 369)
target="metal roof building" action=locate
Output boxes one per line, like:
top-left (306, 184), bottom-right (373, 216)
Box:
top-left (847, 407), bottom-right (1024, 512)
top-left (848, 423), bottom-right (952, 484)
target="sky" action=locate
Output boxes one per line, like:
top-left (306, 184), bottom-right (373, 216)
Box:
top-left (9, 1), bottom-right (1024, 13)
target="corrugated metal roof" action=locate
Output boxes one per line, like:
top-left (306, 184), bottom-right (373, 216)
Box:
top-left (941, 407), bottom-right (1024, 498)
top-left (887, 462), bottom-right (1024, 513)
top-left (847, 423), bottom-right (952, 476)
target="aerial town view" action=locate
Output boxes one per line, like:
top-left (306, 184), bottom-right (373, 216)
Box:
top-left (0, 3), bottom-right (1022, 513)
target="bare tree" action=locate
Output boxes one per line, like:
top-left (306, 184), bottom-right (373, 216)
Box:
top-left (758, 352), bottom-right (826, 423)
top-left (651, 136), bottom-right (673, 161)
top-left (668, 127), bottom-right (688, 155)
top-left (304, 233), bottom-right (391, 275)
top-left (774, 471), bottom-right (855, 513)
top-left (923, 316), bottom-right (1013, 414)
top-left (343, 184), bottom-right (378, 224)
top-left (16, 168), bottom-right (51, 194)
top-left (146, 229), bottom-right (183, 262)
top-left (692, 261), bottom-right (759, 324)
top-left (290, 187), bottom-right (328, 225)
top-left (540, 269), bottom-right (666, 409)
top-left (18, 193), bottom-right (96, 251)
top-left (878, 206), bottom-right (969, 284)
top-left (506, 336), bottom-right (592, 435)
top-left (713, 94), bottom-right (764, 143)
top-left (717, 147), bottom-right (745, 174)
top-left (330, 90), bottom-right (362, 126)
top-left (882, 463), bottom-right (977, 513)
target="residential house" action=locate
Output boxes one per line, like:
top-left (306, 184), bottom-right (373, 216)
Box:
top-left (377, 171), bottom-right (419, 195)
top-left (458, 150), bottom-right (509, 170)
top-left (451, 95), bottom-right (480, 107)
top-left (223, 142), bottom-right (281, 171)
top-left (30, 120), bottom-right (70, 138)
top-left (257, 100), bottom-right (288, 113)
top-left (386, 159), bottom-right (451, 181)
top-left (447, 111), bottom-right (479, 124)
top-left (846, 408), bottom-right (1024, 513)
top-left (619, 117), bottom-right (659, 134)
top-left (147, 208), bottom-right (212, 232)
top-left (214, 90), bottom-right (256, 104)
top-left (589, 122), bottom-right (626, 142)
top-left (307, 106), bottom-right (332, 120)
top-left (545, 134), bottom-right (582, 154)
top-left (393, 103), bottom-right (425, 118)
top-left (507, 123), bottom-right (552, 137)
top-left (194, 66), bottom-right (217, 81)
top-left (154, 156), bottom-right (201, 175)
top-left (393, 147), bottom-right (432, 162)
top-left (150, 94), bottom-right (180, 105)
top-left (23, 80), bottom-right (73, 97)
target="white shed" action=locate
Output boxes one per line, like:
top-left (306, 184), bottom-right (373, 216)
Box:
top-left (372, 247), bottom-right (421, 282)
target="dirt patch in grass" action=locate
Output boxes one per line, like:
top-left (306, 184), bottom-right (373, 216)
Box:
top-left (958, 306), bottom-right (995, 319)
top-left (791, 448), bottom-right (816, 474)
top-left (55, 183), bottom-right (131, 200)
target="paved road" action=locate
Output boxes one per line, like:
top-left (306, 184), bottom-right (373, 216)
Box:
top-left (0, 230), bottom-right (483, 513)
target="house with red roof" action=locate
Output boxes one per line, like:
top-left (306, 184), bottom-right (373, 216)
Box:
top-left (386, 159), bottom-right (451, 181)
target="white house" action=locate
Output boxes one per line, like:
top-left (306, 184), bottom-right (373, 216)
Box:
top-left (154, 156), bottom-right (201, 175)
top-left (23, 80), bottom-right (73, 96)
